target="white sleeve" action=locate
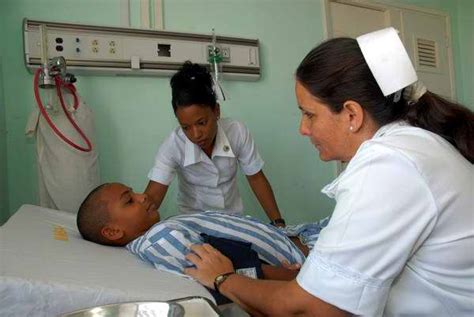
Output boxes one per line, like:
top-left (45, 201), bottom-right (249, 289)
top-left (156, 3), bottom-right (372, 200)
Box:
top-left (234, 121), bottom-right (264, 175)
top-left (296, 145), bottom-right (438, 315)
top-left (147, 133), bottom-right (179, 185)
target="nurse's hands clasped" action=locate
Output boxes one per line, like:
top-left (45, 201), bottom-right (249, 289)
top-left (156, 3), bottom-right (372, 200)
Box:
top-left (185, 243), bottom-right (234, 289)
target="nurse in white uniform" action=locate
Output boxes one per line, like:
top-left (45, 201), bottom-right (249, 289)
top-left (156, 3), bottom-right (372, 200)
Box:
top-left (184, 28), bottom-right (474, 316)
top-left (145, 61), bottom-right (285, 226)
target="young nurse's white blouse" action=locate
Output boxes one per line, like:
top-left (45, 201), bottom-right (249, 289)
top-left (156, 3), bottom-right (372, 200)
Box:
top-left (148, 118), bottom-right (264, 214)
top-left (296, 121), bottom-right (473, 316)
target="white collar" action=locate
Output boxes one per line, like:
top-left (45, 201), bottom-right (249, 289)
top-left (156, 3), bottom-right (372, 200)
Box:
top-left (372, 120), bottom-right (407, 139)
top-left (321, 171), bottom-right (344, 199)
top-left (321, 121), bottom-right (407, 198)
top-left (183, 136), bottom-right (201, 167)
top-left (211, 121), bottom-right (235, 159)
top-left (183, 120), bottom-right (235, 167)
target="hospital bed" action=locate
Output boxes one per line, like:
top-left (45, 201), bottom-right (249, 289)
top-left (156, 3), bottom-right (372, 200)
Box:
top-left (0, 205), bottom-right (248, 316)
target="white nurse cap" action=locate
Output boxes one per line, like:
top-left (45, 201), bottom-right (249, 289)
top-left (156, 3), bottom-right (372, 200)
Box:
top-left (356, 27), bottom-right (418, 96)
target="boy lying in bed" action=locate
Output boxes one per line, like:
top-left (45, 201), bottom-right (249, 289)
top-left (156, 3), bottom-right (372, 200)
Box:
top-left (76, 183), bottom-right (329, 283)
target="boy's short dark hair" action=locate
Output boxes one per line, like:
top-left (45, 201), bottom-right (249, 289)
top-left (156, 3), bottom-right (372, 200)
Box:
top-left (76, 183), bottom-right (114, 246)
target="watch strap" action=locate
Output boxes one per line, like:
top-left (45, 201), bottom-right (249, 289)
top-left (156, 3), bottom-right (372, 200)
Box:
top-left (271, 218), bottom-right (286, 226)
top-left (214, 272), bottom-right (235, 294)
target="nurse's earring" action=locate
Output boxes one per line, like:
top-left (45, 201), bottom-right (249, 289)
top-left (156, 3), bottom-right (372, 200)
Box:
top-left (349, 126), bottom-right (354, 131)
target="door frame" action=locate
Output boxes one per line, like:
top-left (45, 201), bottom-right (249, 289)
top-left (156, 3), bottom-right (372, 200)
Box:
top-left (322, 0), bottom-right (456, 175)
top-left (323, 0), bottom-right (455, 99)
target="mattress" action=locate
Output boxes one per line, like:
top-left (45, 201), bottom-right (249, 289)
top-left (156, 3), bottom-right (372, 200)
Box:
top-left (0, 204), bottom-right (215, 316)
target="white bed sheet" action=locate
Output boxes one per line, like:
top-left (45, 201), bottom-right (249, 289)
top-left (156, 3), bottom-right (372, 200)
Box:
top-left (0, 204), bottom-right (214, 316)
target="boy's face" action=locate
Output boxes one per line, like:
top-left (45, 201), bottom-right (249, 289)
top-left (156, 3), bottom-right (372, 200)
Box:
top-left (101, 183), bottom-right (160, 243)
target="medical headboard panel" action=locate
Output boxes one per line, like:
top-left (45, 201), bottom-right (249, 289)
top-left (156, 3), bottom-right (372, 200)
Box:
top-left (23, 19), bottom-right (260, 80)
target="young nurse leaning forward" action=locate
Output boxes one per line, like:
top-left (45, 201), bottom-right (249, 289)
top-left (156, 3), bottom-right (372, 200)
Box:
top-left (184, 28), bottom-right (474, 316)
top-left (144, 61), bottom-right (286, 226)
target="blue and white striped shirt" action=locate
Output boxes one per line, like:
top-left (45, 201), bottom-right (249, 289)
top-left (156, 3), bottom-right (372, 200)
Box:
top-left (126, 211), bottom-right (307, 276)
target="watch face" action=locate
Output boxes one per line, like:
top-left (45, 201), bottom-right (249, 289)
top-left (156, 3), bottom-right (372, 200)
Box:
top-left (216, 275), bottom-right (225, 283)
top-left (215, 272), bottom-right (233, 289)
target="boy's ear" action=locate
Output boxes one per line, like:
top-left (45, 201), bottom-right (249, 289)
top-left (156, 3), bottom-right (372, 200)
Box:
top-left (101, 224), bottom-right (124, 241)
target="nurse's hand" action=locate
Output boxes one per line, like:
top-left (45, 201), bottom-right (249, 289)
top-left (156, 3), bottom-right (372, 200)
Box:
top-left (185, 243), bottom-right (235, 289)
top-left (281, 260), bottom-right (301, 271)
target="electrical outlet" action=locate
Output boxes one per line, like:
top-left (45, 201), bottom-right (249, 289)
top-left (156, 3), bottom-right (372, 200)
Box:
top-left (221, 47), bottom-right (231, 62)
top-left (106, 38), bottom-right (121, 58)
top-left (207, 45), bottom-right (230, 62)
top-left (91, 38), bottom-right (99, 54)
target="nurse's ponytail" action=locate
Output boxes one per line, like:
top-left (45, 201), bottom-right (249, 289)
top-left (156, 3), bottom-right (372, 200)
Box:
top-left (170, 61), bottom-right (217, 113)
top-left (296, 38), bottom-right (474, 163)
top-left (406, 91), bottom-right (474, 163)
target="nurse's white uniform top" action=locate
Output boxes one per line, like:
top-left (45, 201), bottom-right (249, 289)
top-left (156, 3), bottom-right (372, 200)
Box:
top-left (296, 121), bottom-right (473, 316)
top-left (148, 118), bottom-right (264, 214)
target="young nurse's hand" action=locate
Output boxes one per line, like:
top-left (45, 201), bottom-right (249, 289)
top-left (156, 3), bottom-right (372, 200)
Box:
top-left (184, 243), bottom-right (234, 289)
top-left (281, 260), bottom-right (301, 271)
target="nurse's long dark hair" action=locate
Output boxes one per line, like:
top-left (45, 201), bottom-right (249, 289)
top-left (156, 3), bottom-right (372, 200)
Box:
top-left (296, 38), bottom-right (474, 163)
top-left (170, 61), bottom-right (217, 113)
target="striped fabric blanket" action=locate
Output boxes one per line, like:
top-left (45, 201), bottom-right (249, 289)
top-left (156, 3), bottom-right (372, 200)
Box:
top-left (126, 211), bottom-right (329, 277)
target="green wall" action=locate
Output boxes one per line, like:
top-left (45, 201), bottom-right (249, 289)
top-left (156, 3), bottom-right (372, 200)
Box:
top-left (396, 0), bottom-right (474, 107)
top-left (0, 3), bottom-right (8, 224)
top-left (1, 0), bottom-right (472, 225)
top-left (453, 0), bottom-right (473, 107)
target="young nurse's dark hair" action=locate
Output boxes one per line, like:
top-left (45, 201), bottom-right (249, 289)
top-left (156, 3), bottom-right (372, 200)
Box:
top-left (296, 37), bottom-right (474, 163)
top-left (170, 61), bottom-right (217, 113)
